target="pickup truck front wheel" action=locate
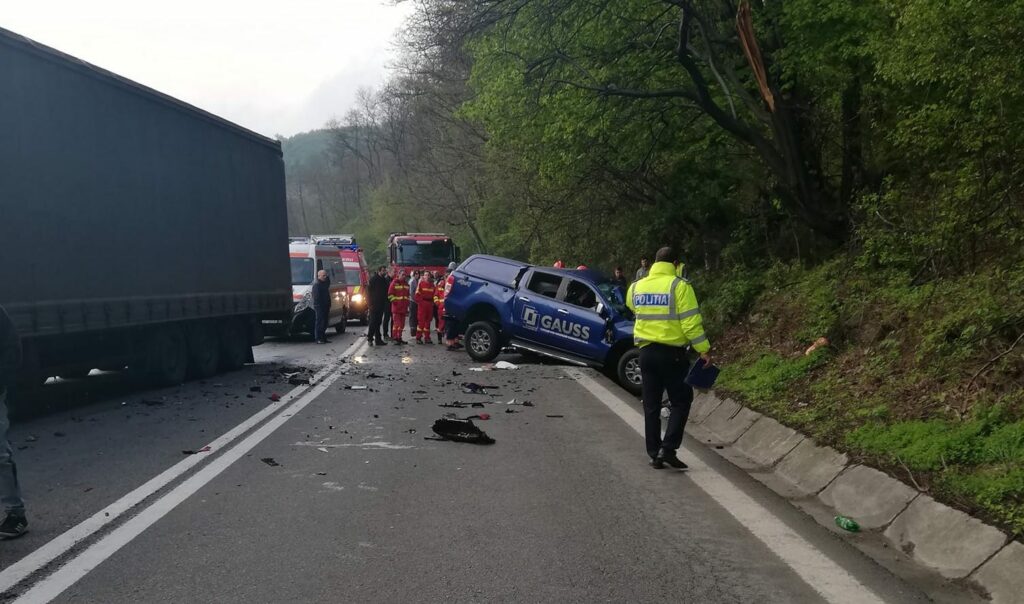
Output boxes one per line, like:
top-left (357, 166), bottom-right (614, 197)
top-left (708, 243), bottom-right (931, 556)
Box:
top-left (616, 348), bottom-right (643, 396)
top-left (465, 321), bottom-right (502, 362)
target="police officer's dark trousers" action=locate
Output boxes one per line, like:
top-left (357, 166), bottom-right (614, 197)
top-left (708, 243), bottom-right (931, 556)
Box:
top-left (639, 343), bottom-right (694, 459)
top-left (314, 306), bottom-right (329, 342)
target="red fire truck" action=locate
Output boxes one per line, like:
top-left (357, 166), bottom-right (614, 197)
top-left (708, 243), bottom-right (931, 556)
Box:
top-left (387, 233), bottom-right (460, 277)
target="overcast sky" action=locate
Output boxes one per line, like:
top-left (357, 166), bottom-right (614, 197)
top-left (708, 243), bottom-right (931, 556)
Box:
top-left (3, 1), bottom-right (414, 137)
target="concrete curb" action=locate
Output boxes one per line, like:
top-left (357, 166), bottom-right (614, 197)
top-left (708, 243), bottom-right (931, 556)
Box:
top-left (884, 495), bottom-right (1007, 579)
top-left (819, 465), bottom-right (918, 530)
top-left (732, 416), bottom-right (804, 468)
top-left (970, 541), bottom-right (1024, 603)
top-left (685, 391), bottom-right (1022, 599)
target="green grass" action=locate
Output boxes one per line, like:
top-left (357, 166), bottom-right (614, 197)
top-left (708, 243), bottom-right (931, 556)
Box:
top-left (704, 258), bottom-right (1024, 535)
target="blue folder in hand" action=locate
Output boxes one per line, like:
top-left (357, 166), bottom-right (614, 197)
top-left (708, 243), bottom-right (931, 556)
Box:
top-left (685, 358), bottom-right (720, 390)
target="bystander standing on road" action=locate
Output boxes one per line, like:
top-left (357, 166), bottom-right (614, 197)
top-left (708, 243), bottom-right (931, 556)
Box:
top-left (626, 247), bottom-right (712, 470)
top-left (311, 269), bottom-right (332, 344)
top-left (634, 256), bottom-right (650, 282)
top-left (610, 266), bottom-right (628, 290)
top-left (0, 305), bottom-right (28, 539)
top-left (366, 266), bottom-right (390, 346)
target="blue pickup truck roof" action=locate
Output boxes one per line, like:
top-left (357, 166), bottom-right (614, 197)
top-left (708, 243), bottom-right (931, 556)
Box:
top-left (458, 255), bottom-right (610, 288)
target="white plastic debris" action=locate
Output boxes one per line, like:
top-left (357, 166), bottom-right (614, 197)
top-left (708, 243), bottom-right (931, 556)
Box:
top-left (494, 361), bottom-right (519, 370)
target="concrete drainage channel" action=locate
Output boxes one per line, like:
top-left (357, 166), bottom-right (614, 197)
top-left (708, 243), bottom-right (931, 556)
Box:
top-left (685, 391), bottom-right (1022, 604)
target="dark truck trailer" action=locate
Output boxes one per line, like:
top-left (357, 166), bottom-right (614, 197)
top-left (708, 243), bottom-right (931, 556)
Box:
top-left (0, 27), bottom-right (291, 389)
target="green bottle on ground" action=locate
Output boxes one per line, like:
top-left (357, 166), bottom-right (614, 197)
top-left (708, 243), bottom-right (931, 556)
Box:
top-left (835, 515), bottom-right (860, 532)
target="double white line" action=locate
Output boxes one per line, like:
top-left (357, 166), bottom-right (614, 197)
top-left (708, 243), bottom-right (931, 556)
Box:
top-left (3, 338), bottom-right (368, 603)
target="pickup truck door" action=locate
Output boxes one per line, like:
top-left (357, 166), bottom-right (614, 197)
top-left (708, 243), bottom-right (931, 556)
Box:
top-left (554, 278), bottom-right (612, 360)
top-left (511, 270), bottom-right (571, 350)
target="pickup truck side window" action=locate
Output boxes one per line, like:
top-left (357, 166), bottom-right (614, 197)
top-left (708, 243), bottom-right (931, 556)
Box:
top-left (563, 279), bottom-right (600, 312)
top-left (526, 272), bottom-right (562, 298)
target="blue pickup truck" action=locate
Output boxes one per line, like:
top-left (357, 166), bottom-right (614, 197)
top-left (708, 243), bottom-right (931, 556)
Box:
top-left (444, 255), bottom-right (642, 394)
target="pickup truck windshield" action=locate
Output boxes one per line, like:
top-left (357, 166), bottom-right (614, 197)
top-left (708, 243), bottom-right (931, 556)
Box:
top-left (396, 240), bottom-right (454, 267)
top-left (290, 258), bottom-right (314, 286)
top-left (595, 281), bottom-right (631, 317)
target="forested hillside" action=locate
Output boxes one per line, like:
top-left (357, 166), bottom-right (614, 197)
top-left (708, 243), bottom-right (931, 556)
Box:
top-left (281, 0), bottom-right (1024, 534)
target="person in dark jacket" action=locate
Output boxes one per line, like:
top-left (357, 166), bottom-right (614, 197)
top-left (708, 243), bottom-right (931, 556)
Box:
top-left (382, 268), bottom-right (394, 339)
top-left (366, 266), bottom-right (390, 346)
top-left (312, 269), bottom-right (332, 344)
top-left (0, 305), bottom-right (28, 539)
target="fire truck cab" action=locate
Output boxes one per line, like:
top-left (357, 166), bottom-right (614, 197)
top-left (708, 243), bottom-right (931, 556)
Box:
top-left (387, 232), bottom-right (460, 277)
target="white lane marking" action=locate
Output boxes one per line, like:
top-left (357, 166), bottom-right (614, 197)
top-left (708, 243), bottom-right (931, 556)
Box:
top-left (293, 441), bottom-right (415, 450)
top-left (566, 368), bottom-right (886, 604)
top-left (15, 339), bottom-right (370, 604)
top-left (0, 338), bottom-right (364, 597)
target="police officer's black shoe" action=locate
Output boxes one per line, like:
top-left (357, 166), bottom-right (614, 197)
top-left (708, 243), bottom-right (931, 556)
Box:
top-left (0, 514), bottom-right (28, 539)
top-left (375, 340), bottom-right (388, 346)
top-left (656, 449), bottom-right (688, 469)
top-left (649, 457), bottom-right (665, 469)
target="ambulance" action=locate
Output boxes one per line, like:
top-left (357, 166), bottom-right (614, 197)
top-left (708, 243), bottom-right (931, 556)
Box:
top-left (312, 235), bottom-right (370, 324)
top-left (283, 237), bottom-right (350, 336)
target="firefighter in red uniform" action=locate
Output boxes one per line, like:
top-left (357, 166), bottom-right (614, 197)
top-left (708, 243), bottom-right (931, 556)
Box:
top-left (413, 273), bottom-right (437, 344)
top-left (434, 271), bottom-right (446, 344)
top-left (388, 271), bottom-right (410, 344)
top-left (441, 263), bottom-right (460, 350)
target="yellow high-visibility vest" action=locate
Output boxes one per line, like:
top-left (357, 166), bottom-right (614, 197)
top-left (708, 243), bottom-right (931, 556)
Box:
top-left (626, 261), bottom-right (710, 352)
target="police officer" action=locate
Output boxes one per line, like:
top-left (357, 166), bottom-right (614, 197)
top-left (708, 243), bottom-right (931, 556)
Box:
top-left (0, 305), bottom-right (28, 538)
top-left (626, 246), bottom-right (712, 469)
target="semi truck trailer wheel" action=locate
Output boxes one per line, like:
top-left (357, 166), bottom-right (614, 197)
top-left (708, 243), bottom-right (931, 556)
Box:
top-left (219, 319), bottom-right (249, 371)
top-left (145, 326), bottom-right (189, 386)
top-left (186, 322), bottom-right (221, 379)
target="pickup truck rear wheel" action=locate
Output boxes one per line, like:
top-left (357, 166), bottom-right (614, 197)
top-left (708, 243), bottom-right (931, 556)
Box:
top-left (465, 321), bottom-right (501, 362)
top-left (616, 348), bottom-right (643, 396)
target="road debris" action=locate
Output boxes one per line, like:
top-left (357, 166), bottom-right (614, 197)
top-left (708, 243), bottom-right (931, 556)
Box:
top-left (461, 382), bottom-right (498, 394)
top-left (288, 375), bottom-right (310, 386)
top-left (317, 447), bottom-right (330, 453)
top-left (498, 398), bottom-right (534, 406)
top-left (249, 386), bottom-right (262, 392)
top-left (494, 361), bottom-right (519, 370)
top-left (505, 408), bottom-right (519, 414)
top-left (431, 418), bottom-right (495, 445)
top-left (260, 457), bottom-right (281, 467)
top-left (140, 399), bottom-right (165, 406)
top-left (346, 385), bottom-right (368, 390)
top-left (269, 393), bottom-right (282, 401)
top-left (182, 445), bottom-right (212, 455)
top-left (545, 414), bottom-right (565, 418)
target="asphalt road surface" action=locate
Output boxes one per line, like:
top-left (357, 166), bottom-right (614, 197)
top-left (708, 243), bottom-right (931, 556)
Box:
top-left (0, 332), bottom-right (975, 603)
